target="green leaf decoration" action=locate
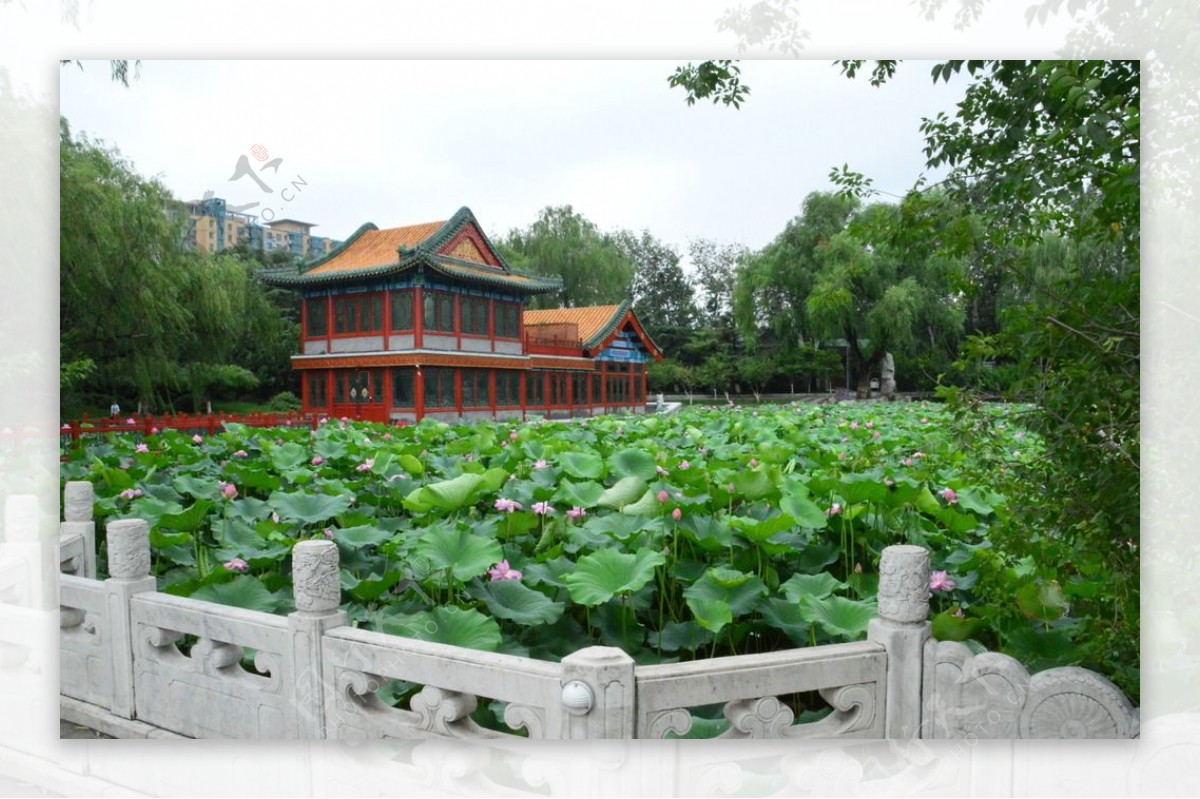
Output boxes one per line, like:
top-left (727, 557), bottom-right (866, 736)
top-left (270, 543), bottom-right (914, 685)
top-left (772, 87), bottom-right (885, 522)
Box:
top-left (582, 513), bottom-right (645, 542)
top-left (212, 518), bottom-right (291, 563)
top-left (915, 485), bottom-right (941, 515)
top-left (341, 570), bottom-right (401, 602)
top-left (730, 469), bottom-right (774, 501)
top-left (954, 488), bottom-right (995, 516)
top-left (621, 488), bottom-right (662, 517)
top-left (561, 451), bottom-right (605, 480)
top-left (795, 540), bottom-right (841, 572)
top-left (649, 620), bottom-right (713, 653)
top-left (386, 606), bottom-right (502, 652)
top-left (678, 515), bottom-right (733, 550)
top-left (270, 442), bottom-right (308, 471)
top-left (553, 479), bottom-right (607, 509)
top-left (839, 472), bottom-right (888, 504)
top-left (1015, 580), bottom-right (1067, 621)
top-left (469, 579), bottom-right (564, 625)
top-left (330, 525), bottom-right (394, 549)
top-left (423, 472), bottom-right (486, 509)
top-left (190, 575), bottom-right (283, 613)
top-left (686, 597), bottom-right (734, 634)
top-left (931, 609), bottom-right (983, 641)
top-left (759, 598), bottom-right (812, 644)
top-left (780, 571), bottom-right (848, 602)
top-left (609, 448), bottom-right (657, 480)
top-left (414, 524), bottom-right (503, 583)
top-left (564, 548), bottom-right (666, 606)
top-left (684, 567), bottom-right (767, 619)
top-left (268, 490), bottom-right (352, 525)
top-left (780, 492), bottom-right (828, 529)
top-left (729, 513), bottom-right (796, 543)
top-left (596, 476), bottom-right (647, 509)
top-left (797, 595), bottom-right (877, 639)
top-left (399, 453), bottom-right (425, 475)
top-left (158, 499), bottom-right (215, 533)
top-left (173, 474), bottom-right (217, 501)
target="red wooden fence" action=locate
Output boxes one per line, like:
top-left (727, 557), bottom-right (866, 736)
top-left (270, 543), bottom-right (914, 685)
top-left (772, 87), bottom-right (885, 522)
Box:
top-left (60, 411), bottom-right (321, 449)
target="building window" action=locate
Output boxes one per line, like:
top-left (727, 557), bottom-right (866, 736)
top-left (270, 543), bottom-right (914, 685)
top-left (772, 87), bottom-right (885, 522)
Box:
top-left (461, 296), bottom-right (489, 336)
top-left (494, 302), bottom-right (520, 339)
top-left (527, 371), bottom-right (545, 407)
top-left (549, 372), bottom-right (568, 406)
top-left (333, 294), bottom-right (383, 334)
top-left (572, 373), bottom-right (589, 406)
top-left (391, 368), bottom-right (415, 408)
top-left (606, 362), bottom-right (630, 404)
top-left (333, 371), bottom-right (346, 404)
top-left (424, 368), bottom-right (455, 408)
top-left (390, 291), bottom-right (414, 331)
top-left (461, 369), bottom-right (491, 408)
top-left (307, 372), bottom-right (327, 408)
top-left (305, 298), bottom-right (328, 337)
top-left (496, 371), bottom-right (520, 407)
top-left (424, 292), bottom-right (455, 333)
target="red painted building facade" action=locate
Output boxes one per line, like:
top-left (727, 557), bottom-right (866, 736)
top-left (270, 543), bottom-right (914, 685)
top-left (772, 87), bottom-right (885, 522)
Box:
top-left (262, 207), bottom-right (663, 423)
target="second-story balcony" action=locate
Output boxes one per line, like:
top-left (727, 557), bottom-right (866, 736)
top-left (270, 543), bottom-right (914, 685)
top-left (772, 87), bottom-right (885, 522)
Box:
top-left (523, 322), bottom-right (582, 356)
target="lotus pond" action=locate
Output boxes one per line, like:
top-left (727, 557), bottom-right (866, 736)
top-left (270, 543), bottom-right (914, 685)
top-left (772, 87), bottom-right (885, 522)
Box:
top-left (62, 401), bottom-right (1094, 683)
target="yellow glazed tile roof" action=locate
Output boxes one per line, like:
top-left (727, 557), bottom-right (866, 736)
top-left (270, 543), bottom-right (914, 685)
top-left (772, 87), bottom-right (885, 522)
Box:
top-left (523, 305), bottom-right (623, 343)
top-left (307, 221), bottom-right (445, 275)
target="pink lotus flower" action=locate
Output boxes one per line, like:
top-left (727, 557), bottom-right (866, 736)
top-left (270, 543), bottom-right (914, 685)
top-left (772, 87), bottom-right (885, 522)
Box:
top-left (494, 498), bottom-right (523, 513)
top-left (883, 477), bottom-right (895, 488)
top-left (487, 560), bottom-right (522, 581)
top-left (119, 488), bottom-right (143, 500)
top-left (271, 512), bottom-right (280, 523)
top-left (61, 424), bottom-right (71, 430)
top-left (913, 451), bottom-right (925, 459)
top-left (192, 434), bottom-right (203, 444)
top-left (223, 557), bottom-right (249, 573)
top-left (850, 421), bottom-right (859, 430)
top-left (509, 431), bottom-right (519, 441)
top-left (901, 458), bottom-right (914, 467)
top-left (311, 455), bottom-right (324, 466)
top-left (749, 458), bottom-right (759, 468)
top-left (533, 459), bottom-right (549, 470)
top-left (356, 459), bottom-right (374, 472)
top-left (671, 508), bottom-right (682, 521)
top-left (865, 421), bottom-right (874, 429)
top-left (234, 450), bottom-right (248, 458)
top-left (657, 490), bottom-right (669, 503)
top-left (656, 466), bottom-right (669, 477)
top-left (930, 571), bottom-right (956, 591)
top-left (531, 501), bottom-right (553, 515)
top-left (126, 417), bottom-right (136, 425)
top-left (678, 460), bottom-right (690, 470)
top-left (150, 426), bottom-right (159, 434)
top-left (940, 487), bottom-right (958, 504)
top-left (135, 443), bottom-right (149, 453)
top-left (827, 503), bottom-right (843, 516)
top-left (954, 607), bottom-right (965, 618)
top-left (873, 432), bottom-right (881, 439)
top-left (382, 433), bottom-right (393, 441)
top-left (219, 481), bottom-right (238, 499)
top-left (323, 528), bottom-right (335, 539)
top-left (566, 507), bottom-right (587, 520)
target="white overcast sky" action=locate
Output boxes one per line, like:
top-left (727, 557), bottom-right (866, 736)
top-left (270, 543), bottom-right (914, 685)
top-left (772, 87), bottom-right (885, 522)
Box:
top-left (60, 59), bottom-right (967, 260)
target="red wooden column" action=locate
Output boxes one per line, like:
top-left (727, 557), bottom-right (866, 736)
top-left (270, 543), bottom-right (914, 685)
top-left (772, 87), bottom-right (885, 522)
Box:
top-left (488, 298), bottom-right (496, 354)
top-left (415, 367), bottom-right (425, 422)
top-left (519, 370), bottom-right (527, 420)
top-left (382, 289), bottom-right (391, 351)
top-left (414, 288), bottom-right (424, 349)
top-left (325, 295), bottom-right (333, 354)
top-left (600, 361), bottom-right (608, 408)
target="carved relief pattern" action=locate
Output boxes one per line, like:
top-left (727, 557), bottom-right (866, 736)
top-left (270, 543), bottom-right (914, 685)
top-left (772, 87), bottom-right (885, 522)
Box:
top-left (929, 642), bottom-right (1137, 739)
top-left (106, 520), bottom-right (150, 579)
top-left (644, 708), bottom-right (693, 738)
top-left (63, 481), bottom-right (94, 521)
top-left (292, 542), bottom-right (341, 612)
top-left (876, 546), bottom-right (929, 623)
top-left (723, 696), bottom-right (795, 738)
top-left (503, 702), bottom-right (547, 739)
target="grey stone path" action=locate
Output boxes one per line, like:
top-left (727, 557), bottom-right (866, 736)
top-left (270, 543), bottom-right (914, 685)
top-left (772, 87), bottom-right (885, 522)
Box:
top-left (57, 719), bottom-right (111, 739)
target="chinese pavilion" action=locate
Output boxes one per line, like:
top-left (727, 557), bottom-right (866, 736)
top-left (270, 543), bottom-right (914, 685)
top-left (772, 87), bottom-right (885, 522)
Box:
top-left (261, 207), bottom-right (662, 424)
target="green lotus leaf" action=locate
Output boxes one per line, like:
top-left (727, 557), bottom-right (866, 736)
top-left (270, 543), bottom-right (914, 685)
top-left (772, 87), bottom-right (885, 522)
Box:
top-left (158, 499), bottom-right (214, 533)
top-left (414, 524), bottom-right (503, 583)
top-left (596, 476), bottom-right (647, 509)
top-left (564, 548), bottom-right (666, 606)
top-left (270, 442), bottom-right (308, 471)
top-left (561, 451), bottom-right (605, 480)
top-left (468, 579), bottom-right (564, 626)
top-left (609, 448), bottom-right (657, 481)
top-left (780, 571), bottom-right (847, 602)
top-left (779, 492), bottom-right (828, 529)
top-left (684, 567), bottom-right (766, 620)
top-left (191, 575), bottom-right (283, 613)
top-left (553, 479), bottom-right (607, 509)
top-left (797, 595), bottom-right (876, 639)
top-left (386, 606), bottom-right (502, 652)
top-left (268, 490), bottom-right (352, 525)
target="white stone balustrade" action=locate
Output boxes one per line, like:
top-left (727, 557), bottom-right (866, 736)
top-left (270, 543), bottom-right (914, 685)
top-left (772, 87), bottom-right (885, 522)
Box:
top-left (54, 482), bottom-right (1139, 740)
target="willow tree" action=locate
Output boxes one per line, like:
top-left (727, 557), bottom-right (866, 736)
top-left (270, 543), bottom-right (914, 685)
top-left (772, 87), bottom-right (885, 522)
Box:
top-left (497, 205), bottom-right (635, 310)
top-left (804, 200), bottom-right (964, 398)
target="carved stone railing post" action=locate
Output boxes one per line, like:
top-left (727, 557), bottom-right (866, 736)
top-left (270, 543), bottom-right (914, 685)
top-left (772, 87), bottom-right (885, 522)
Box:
top-left (559, 646), bottom-right (635, 738)
top-left (1, 494), bottom-right (51, 610)
top-left (868, 544), bottom-right (931, 739)
top-left (288, 539), bottom-right (346, 738)
top-left (61, 481), bottom-right (97, 579)
top-left (104, 518), bottom-right (157, 718)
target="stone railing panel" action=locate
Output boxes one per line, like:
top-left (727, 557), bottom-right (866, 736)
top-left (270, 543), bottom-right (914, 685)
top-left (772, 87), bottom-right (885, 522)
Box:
top-left (321, 627), bottom-right (564, 740)
top-left (923, 640), bottom-right (1138, 739)
top-left (130, 591), bottom-right (294, 739)
top-left (59, 573), bottom-right (115, 709)
top-left (634, 641), bottom-right (886, 739)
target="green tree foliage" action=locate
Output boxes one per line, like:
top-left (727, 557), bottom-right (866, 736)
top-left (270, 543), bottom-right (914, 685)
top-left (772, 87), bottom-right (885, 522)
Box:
top-left (60, 120), bottom-right (298, 414)
top-left (497, 205), bottom-right (635, 309)
top-left (689, 238), bottom-right (747, 329)
top-left (616, 229), bottom-right (699, 355)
